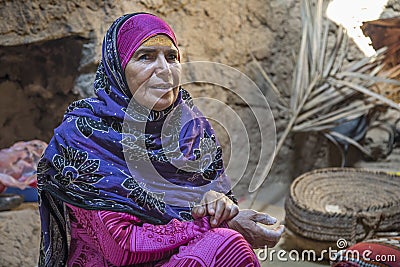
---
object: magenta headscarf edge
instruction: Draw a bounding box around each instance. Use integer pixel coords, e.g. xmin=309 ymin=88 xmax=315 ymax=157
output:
xmin=117 ymin=13 xmax=179 ymax=70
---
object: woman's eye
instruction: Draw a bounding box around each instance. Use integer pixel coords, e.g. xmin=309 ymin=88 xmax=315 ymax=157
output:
xmin=167 ymin=54 xmax=178 ymax=61
xmin=138 ymin=54 xmax=150 ymax=61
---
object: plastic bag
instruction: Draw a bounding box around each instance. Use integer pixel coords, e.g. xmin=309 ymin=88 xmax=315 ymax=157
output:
xmin=0 ymin=140 xmax=47 ymax=193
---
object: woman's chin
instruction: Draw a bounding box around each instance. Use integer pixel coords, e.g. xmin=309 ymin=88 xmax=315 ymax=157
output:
xmin=149 ymin=92 xmax=177 ymax=111
xmin=152 ymin=100 xmax=174 ymax=111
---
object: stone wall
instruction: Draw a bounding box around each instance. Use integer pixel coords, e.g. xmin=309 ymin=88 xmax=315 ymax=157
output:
xmin=0 ymin=1 xmax=303 ymax=265
xmin=0 ymin=0 xmax=306 ymax=186
xmin=0 ymin=0 xmax=399 ymax=199
xmin=1 ymin=0 xmax=399 ymax=196
xmin=0 ymin=1 xmax=399 ymax=265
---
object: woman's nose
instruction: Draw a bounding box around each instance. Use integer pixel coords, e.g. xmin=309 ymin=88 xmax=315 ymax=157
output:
xmin=155 ymin=54 xmax=171 ymax=79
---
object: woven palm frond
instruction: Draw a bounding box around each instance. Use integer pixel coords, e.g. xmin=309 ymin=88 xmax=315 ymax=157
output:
xmin=285 ymin=168 xmax=400 ymax=243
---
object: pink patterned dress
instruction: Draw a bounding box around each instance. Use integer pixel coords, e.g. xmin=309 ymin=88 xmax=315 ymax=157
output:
xmin=66 ymin=204 xmax=260 ymax=267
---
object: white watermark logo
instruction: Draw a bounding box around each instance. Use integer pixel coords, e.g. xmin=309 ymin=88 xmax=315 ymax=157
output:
xmin=256 ymin=238 xmax=397 ymax=263
xmin=122 ymin=61 xmax=277 ymax=206
xmin=336 ymin=238 xmax=347 ymax=249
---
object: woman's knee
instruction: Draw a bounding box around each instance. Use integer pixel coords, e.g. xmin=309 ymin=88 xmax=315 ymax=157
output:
xmin=212 ymin=228 xmax=258 ymax=266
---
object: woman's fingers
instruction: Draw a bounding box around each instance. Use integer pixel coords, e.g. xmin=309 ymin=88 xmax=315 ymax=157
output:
xmin=191 ymin=205 xmax=206 ymax=219
xmin=251 ymin=224 xmax=285 ymax=249
xmin=195 ymin=190 xmax=238 ymax=226
xmin=192 ymin=191 xmax=217 ymax=220
xmin=261 ymin=225 xmax=285 ymax=240
xmin=213 ymin=203 xmax=239 ymax=227
xmin=212 ymin=197 xmax=228 ymax=226
xmin=261 ymin=225 xmax=285 ymax=247
xmin=210 ymin=192 xmax=238 ymax=227
xmin=201 ymin=191 xmax=216 ymax=216
xmin=225 ymin=209 xmax=285 ymax=249
xmin=252 ymin=212 xmax=277 ymax=225
xmin=229 ymin=204 xmax=239 ymax=219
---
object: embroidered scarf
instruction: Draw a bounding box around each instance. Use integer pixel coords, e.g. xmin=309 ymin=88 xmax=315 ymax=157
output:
xmin=37 ymin=13 xmax=233 ymax=266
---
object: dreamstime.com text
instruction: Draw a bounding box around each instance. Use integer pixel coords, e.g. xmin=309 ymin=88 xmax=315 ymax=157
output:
xmin=256 ymin=239 xmax=397 ymax=263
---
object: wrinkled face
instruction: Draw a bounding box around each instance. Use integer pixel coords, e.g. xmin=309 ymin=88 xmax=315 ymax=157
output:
xmin=124 ymin=36 xmax=181 ymax=111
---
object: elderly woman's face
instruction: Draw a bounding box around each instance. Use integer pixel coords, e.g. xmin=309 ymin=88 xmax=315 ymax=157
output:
xmin=125 ymin=38 xmax=181 ymax=111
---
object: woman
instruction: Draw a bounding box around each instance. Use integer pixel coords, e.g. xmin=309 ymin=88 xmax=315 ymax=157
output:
xmin=38 ymin=12 xmax=284 ymax=267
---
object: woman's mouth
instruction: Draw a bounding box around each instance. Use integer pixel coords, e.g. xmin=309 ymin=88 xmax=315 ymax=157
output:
xmin=150 ymin=84 xmax=175 ymax=91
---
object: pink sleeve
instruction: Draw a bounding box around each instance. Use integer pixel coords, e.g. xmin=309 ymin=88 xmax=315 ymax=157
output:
xmin=98 ymin=210 xmax=210 ymax=253
xmin=67 ymin=204 xmax=210 ymax=266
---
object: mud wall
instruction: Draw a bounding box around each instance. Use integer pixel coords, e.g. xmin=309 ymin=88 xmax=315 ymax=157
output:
xmin=0 ymin=0 xmax=399 ymax=194
xmin=0 ymin=0 xmax=303 ymax=184
xmin=1 ymin=1 xmax=400 ymax=266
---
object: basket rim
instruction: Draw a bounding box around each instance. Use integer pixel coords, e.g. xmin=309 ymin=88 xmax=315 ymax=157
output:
xmin=288 ymin=167 xmax=400 ymax=218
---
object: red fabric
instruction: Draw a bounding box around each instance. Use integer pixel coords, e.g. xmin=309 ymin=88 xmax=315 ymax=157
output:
xmin=332 ymin=237 xmax=400 ymax=267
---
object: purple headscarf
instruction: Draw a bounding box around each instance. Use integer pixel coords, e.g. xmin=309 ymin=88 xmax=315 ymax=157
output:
xmin=117 ymin=13 xmax=179 ymax=69
xmin=37 ymin=13 xmax=234 ymax=266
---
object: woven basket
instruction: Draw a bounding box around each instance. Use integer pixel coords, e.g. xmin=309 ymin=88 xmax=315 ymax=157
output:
xmin=285 ymin=168 xmax=400 ymax=244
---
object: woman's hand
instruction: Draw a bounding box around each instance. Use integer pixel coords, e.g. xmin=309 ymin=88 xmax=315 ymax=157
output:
xmin=191 ymin=190 xmax=239 ymax=227
xmin=227 ymin=209 xmax=284 ymax=249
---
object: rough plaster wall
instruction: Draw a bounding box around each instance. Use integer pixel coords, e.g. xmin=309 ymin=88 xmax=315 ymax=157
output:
xmin=2 ymin=0 xmax=396 ymax=198
xmin=0 ymin=1 xmax=400 ymax=265
xmin=0 ymin=1 xmax=398 ymax=182
xmin=0 ymin=0 xmax=306 ymax=186
xmin=0 ymin=37 xmax=83 ymax=147
xmin=0 ymin=2 xmax=302 ymax=264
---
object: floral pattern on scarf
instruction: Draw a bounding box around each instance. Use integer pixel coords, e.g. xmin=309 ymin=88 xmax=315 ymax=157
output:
xmin=37 ymin=13 xmax=234 ymax=267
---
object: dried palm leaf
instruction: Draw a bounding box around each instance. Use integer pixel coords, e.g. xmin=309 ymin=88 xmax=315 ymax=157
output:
xmin=248 ymin=0 xmax=400 ymax=202
xmin=254 ymin=0 xmax=400 ymax=161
